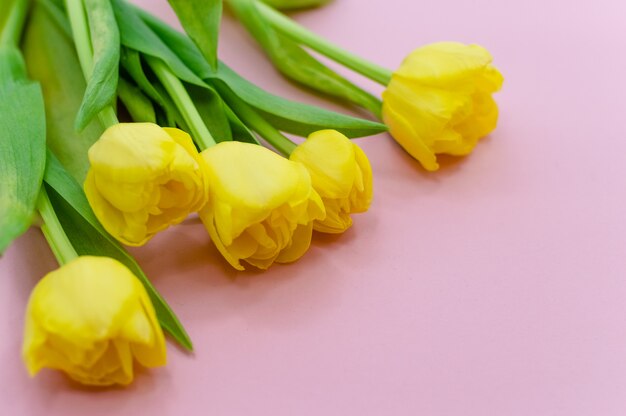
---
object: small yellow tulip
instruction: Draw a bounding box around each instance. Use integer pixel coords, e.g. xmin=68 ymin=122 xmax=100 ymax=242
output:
xmin=84 ymin=123 xmax=209 ymax=246
xmin=22 ymin=256 xmax=166 ymax=386
xmin=382 ymin=42 xmax=504 ymax=171
xmin=199 ymin=141 xmax=325 ymax=270
xmin=290 ymin=130 xmax=373 ymax=233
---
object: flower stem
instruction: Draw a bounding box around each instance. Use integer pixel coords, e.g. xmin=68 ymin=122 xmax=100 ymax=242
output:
xmin=0 ymin=0 xmax=28 ymax=48
xmin=64 ymin=0 xmax=118 ymax=128
xmin=214 ymin=82 xmax=297 ymax=156
xmin=146 ymin=56 xmax=217 ymax=150
xmin=253 ymin=0 xmax=393 ymax=86
xmin=37 ymin=188 xmax=78 ymax=266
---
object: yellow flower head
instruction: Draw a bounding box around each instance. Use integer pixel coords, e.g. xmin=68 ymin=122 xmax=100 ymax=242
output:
xmin=290 ymin=130 xmax=373 ymax=233
xmin=22 ymin=256 xmax=166 ymax=386
xmin=382 ymin=42 xmax=504 ymax=171
xmin=84 ymin=123 xmax=209 ymax=246
xmin=199 ymin=141 xmax=325 ymax=270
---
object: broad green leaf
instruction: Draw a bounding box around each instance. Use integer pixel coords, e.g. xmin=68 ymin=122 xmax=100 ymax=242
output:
xmin=75 ymin=0 xmax=120 ymax=131
xmin=227 ymin=0 xmax=382 ymax=116
xmin=134 ymin=8 xmax=387 ymax=138
xmin=168 ymin=0 xmax=221 ymax=71
xmin=0 ymin=48 xmax=46 ymax=254
xmin=111 ymin=0 xmax=205 ymax=87
xmin=44 ymin=153 xmax=193 ymax=351
xmin=117 ymin=76 xmax=156 ymax=123
xmin=23 ymin=3 xmax=103 ymax=183
xmin=216 ymin=62 xmax=386 ymax=137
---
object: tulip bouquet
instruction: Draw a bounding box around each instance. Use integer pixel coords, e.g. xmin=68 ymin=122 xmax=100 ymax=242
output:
xmin=0 ymin=0 xmax=502 ymax=387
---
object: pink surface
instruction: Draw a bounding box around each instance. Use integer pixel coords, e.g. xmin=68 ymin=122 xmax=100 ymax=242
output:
xmin=3 ymin=0 xmax=626 ymax=414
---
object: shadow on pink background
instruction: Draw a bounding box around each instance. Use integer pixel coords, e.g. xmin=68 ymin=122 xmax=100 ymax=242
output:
xmin=2 ymin=0 xmax=626 ymax=415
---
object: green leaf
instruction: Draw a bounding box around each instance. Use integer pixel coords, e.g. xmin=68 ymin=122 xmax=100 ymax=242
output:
xmin=0 ymin=45 xmax=26 ymax=83
xmin=0 ymin=1 xmax=13 ymax=32
xmin=44 ymin=153 xmax=193 ymax=351
xmin=153 ymin=82 xmax=189 ymax=129
xmin=37 ymin=0 xmax=72 ymax=38
xmin=167 ymin=0 xmax=221 ymax=71
xmin=260 ymin=0 xmax=331 ymax=10
xmin=22 ymin=2 xmax=103 ymax=183
xmin=75 ymin=0 xmax=120 ymax=131
xmin=223 ymin=102 xmax=260 ymax=144
xmin=134 ymin=8 xmax=387 ymax=138
xmin=112 ymin=0 xmax=206 ymax=87
xmin=117 ymin=76 xmax=156 ymax=123
xmin=120 ymin=47 xmax=163 ymax=105
xmin=227 ymin=0 xmax=382 ymax=116
xmin=131 ymin=4 xmax=213 ymax=79
xmin=0 ymin=48 xmax=46 ymax=254
xmin=217 ymin=62 xmax=386 ymax=137
xmin=187 ymin=82 xmax=232 ymax=142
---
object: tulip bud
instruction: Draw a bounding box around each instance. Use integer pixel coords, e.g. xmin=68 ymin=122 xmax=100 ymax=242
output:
xmin=199 ymin=141 xmax=325 ymax=270
xmin=84 ymin=123 xmax=209 ymax=246
xmin=382 ymin=42 xmax=504 ymax=171
xmin=290 ymin=130 xmax=372 ymax=233
xmin=22 ymin=256 xmax=166 ymax=386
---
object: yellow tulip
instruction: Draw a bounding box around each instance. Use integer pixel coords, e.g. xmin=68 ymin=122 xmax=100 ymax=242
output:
xmin=22 ymin=256 xmax=166 ymax=386
xmin=290 ymin=130 xmax=373 ymax=233
xmin=382 ymin=42 xmax=504 ymax=171
xmin=84 ymin=123 xmax=209 ymax=246
xmin=199 ymin=141 xmax=325 ymax=270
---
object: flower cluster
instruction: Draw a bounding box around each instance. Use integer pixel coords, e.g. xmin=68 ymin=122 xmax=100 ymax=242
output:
xmin=1 ymin=0 xmax=504 ymax=388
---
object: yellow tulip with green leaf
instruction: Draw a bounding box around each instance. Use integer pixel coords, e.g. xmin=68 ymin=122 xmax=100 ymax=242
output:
xmin=23 ymin=256 xmax=166 ymax=386
xmin=84 ymin=123 xmax=209 ymax=246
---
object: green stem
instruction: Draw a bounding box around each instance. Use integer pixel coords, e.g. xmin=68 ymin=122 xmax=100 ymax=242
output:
xmin=146 ymin=56 xmax=217 ymax=150
xmin=253 ymin=0 xmax=393 ymax=86
xmin=214 ymin=82 xmax=296 ymax=155
xmin=37 ymin=188 xmax=78 ymax=266
xmin=65 ymin=0 xmax=118 ymax=128
xmin=98 ymin=106 xmax=119 ymax=128
xmin=65 ymin=0 xmax=92 ymax=77
xmin=0 ymin=0 xmax=29 ymax=48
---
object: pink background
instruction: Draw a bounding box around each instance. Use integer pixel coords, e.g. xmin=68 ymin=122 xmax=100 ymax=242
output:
xmin=3 ymin=0 xmax=626 ymax=414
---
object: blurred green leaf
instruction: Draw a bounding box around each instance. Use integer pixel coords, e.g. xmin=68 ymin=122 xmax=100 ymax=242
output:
xmin=0 ymin=48 xmax=46 ymax=254
xmin=23 ymin=2 xmax=103 ymax=183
